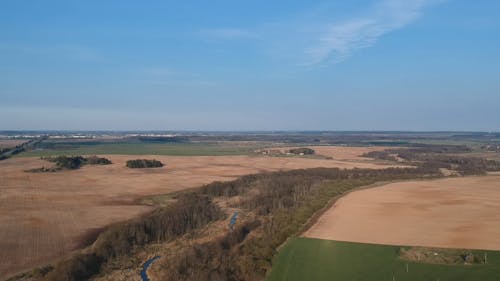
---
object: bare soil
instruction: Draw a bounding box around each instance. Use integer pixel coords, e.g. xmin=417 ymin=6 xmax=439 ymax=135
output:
xmin=0 ymin=147 xmax=392 ymax=278
xmin=303 ymin=175 xmax=500 ymax=251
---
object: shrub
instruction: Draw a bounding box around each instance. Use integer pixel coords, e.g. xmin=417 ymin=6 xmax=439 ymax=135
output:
xmin=46 ymin=156 xmax=85 ymax=169
xmin=44 ymin=253 xmax=103 ymax=281
xmin=126 ymin=159 xmax=163 ymax=168
xmin=84 ymin=156 xmax=112 ymax=165
xmin=39 ymin=156 xmax=112 ymax=171
xmin=289 ymin=147 xmax=315 ymax=155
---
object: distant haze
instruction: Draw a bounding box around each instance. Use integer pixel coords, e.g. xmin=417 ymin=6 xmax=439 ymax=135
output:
xmin=1 ymin=0 xmax=499 ymax=131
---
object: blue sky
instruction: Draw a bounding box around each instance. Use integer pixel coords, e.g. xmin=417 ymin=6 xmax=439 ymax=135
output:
xmin=1 ymin=0 xmax=499 ymax=131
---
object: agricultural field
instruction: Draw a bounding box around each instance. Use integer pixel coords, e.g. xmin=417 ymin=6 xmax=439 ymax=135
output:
xmin=0 ymin=139 xmax=25 ymax=149
xmin=19 ymin=141 xmax=262 ymax=157
xmin=303 ymin=175 xmax=500 ymax=251
xmin=268 ymin=238 xmax=500 ymax=281
xmin=259 ymin=146 xmax=391 ymax=162
xmin=0 ymin=146 xmax=394 ymax=278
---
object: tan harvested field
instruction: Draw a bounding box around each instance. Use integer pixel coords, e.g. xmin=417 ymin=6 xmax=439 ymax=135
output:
xmin=304 ymin=146 xmax=390 ymax=161
xmin=0 ymin=147 xmax=393 ymax=278
xmin=0 ymin=139 xmax=25 ymax=149
xmin=304 ymin=175 xmax=500 ymax=251
xmin=265 ymin=145 xmax=390 ymax=161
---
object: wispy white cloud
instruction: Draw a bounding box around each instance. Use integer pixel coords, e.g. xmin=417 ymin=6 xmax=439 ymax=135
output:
xmin=304 ymin=0 xmax=445 ymax=65
xmin=196 ymin=28 xmax=259 ymax=40
xmin=191 ymin=0 xmax=444 ymax=67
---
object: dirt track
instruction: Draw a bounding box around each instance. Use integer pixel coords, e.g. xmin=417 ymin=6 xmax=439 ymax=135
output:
xmin=0 ymin=147 xmax=392 ymax=278
xmin=304 ymin=175 xmax=500 ymax=251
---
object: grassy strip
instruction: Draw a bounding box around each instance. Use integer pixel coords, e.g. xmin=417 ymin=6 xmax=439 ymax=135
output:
xmin=19 ymin=142 xmax=260 ymax=157
xmin=268 ymin=238 xmax=500 ymax=281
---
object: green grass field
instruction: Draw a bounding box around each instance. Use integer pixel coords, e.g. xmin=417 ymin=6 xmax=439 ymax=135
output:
xmin=19 ymin=141 xmax=263 ymax=157
xmin=268 ymin=238 xmax=500 ymax=281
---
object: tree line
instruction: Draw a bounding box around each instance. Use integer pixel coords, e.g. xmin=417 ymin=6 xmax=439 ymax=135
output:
xmin=39 ymin=166 xmax=441 ymax=281
xmin=0 ymin=137 xmax=46 ymax=161
xmin=362 ymin=145 xmax=500 ymax=175
xmin=39 ymin=145 xmax=500 ymax=281
xmin=44 ymin=194 xmax=223 ymax=281
xmin=157 ymin=166 xmax=441 ymax=281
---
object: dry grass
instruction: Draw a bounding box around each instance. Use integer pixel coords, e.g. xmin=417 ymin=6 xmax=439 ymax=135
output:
xmin=263 ymin=146 xmax=391 ymax=161
xmin=303 ymin=175 xmax=500 ymax=250
xmin=0 ymin=146 xmax=393 ymax=278
xmin=0 ymin=139 xmax=25 ymax=149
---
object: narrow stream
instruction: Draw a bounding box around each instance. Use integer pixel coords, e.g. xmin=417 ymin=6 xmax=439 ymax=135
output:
xmin=140 ymin=256 xmax=160 ymax=281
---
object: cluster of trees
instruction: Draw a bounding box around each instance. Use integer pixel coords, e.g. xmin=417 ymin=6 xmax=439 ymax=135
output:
xmin=45 ymin=156 xmax=86 ymax=169
xmin=44 ymin=194 xmax=223 ymax=281
xmin=45 ymin=145 xmax=500 ymax=281
xmin=158 ymin=220 xmax=261 ymax=281
xmin=27 ymin=156 xmax=112 ymax=173
xmin=46 ymin=155 xmax=112 ymax=169
xmin=363 ymin=145 xmax=500 ymax=175
xmin=0 ymin=137 xmax=46 ymax=160
xmin=126 ymin=159 xmax=164 ymax=168
xmin=84 ymin=156 xmax=112 ymax=165
xmin=288 ymin=147 xmax=315 ymax=155
xmin=155 ymin=166 xmax=441 ymax=281
xmin=42 ymin=165 xmax=440 ymax=281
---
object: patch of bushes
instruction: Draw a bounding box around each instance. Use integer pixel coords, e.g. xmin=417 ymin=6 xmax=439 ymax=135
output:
xmin=399 ymin=247 xmax=487 ymax=265
xmin=45 ymin=156 xmax=85 ymax=169
xmin=84 ymin=156 xmax=112 ymax=165
xmin=126 ymin=159 xmax=163 ymax=168
xmin=289 ymin=147 xmax=315 ymax=155
xmin=45 ymin=253 xmax=102 ymax=281
xmin=28 ymin=156 xmax=113 ymax=172
xmin=25 ymin=167 xmax=61 ymax=173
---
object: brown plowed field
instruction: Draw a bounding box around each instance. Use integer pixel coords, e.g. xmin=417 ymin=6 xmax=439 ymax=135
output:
xmin=304 ymin=175 xmax=500 ymax=251
xmin=0 ymin=147 xmax=393 ymax=278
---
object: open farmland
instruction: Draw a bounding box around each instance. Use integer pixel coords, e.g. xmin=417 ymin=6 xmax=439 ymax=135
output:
xmin=288 ymin=145 xmax=391 ymax=161
xmin=304 ymin=175 xmax=500 ymax=251
xmin=0 ymin=146 xmax=394 ymax=278
xmin=268 ymin=238 xmax=500 ymax=281
xmin=0 ymin=139 xmax=26 ymax=149
xmin=18 ymin=141 xmax=262 ymax=157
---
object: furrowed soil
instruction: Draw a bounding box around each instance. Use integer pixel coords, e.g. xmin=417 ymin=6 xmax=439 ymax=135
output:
xmin=0 ymin=147 xmax=394 ymax=278
xmin=304 ymin=175 xmax=500 ymax=251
